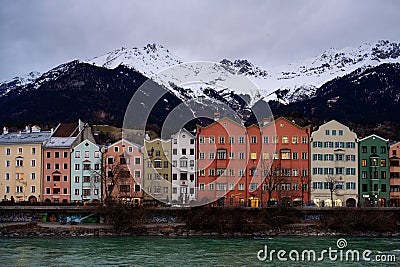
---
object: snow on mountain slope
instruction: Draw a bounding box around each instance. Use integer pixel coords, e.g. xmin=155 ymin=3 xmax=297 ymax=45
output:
xmin=248 ymin=40 xmax=400 ymax=103
xmin=0 ymin=71 xmax=40 ymax=97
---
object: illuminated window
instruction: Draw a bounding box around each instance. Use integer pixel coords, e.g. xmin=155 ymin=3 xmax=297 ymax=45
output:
xmin=250 ymin=152 xmax=257 ymax=160
xmin=282 ymin=136 xmax=289 ymax=144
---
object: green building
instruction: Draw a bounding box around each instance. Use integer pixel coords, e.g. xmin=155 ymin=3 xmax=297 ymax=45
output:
xmin=359 ymin=135 xmax=390 ymax=207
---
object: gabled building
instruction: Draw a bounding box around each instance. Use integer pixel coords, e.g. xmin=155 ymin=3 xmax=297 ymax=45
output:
xmin=259 ymin=117 xmax=311 ymax=207
xmin=42 ymin=120 xmax=94 ymax=203
xmin=358 ymin=135 xmax=389 ymax=207
xmin=0 ymin=126 xmax=52 ymax=203
xmin=389 ymin=141 xmax=400 ymax=206
xmin=143 ymin=138 xmax=171 ymax=205
xmin=71 ymin=139 xmax=102 ymax=203
xmin=310 ymin=120 xmax=358 ymax=207
xmin=103 ymin=139 xmax=143 ymax=205
xmin=171 ymin=129 xmax=196 ymax=205
xmin=197 ymin=116 xmax=248 ymax=207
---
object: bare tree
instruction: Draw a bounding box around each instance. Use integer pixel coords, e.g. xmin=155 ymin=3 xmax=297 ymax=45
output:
xmin=262 ymin=159 xmax=286 ymax=206
xmin=326 ymin=175 xmax=339 ymax=207
xmin=92 ymin=155 xmax=121 ymax=204
xmin=298 ymin=174 xmax=309 ymax=207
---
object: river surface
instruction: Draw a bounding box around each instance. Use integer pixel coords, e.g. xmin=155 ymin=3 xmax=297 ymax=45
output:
xmin=1 ymin=236 xmax=399 ymax=266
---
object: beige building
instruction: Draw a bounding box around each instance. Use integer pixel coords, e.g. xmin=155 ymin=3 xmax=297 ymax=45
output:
xmin=310 ymin=120 xmax=358 ymax=207
xmin=143 ymin=138 xmax=171 ymax=204
xmin=0 ymin=126 xmax=52 ymax=203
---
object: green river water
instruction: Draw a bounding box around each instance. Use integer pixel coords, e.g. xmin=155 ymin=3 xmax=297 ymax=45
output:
xmin=1 ymin=236 xmax=399 ymax=266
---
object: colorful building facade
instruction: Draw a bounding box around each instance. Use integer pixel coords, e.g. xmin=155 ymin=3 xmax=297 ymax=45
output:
xmin=103 ymin=139 xmax=143 ymax=205
xmin=389 ymin=142 xmax=400 ymax=206
xmin=310 ymin=120 xmax=358 ymax=207
xmin=71 ymin=139 xmax=102 ymax=203
xmin=171 ymin=129 xmax=197 ymax=205
xmin=0 ymin=126 xmax=51 ymax=203
xmin=358 ymin=135 xmax=390 ymax=207
xmin=143 ymin=139 xmax=172 ymax=204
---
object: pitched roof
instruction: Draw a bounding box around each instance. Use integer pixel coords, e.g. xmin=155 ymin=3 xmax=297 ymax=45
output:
xmin=52 ymin=123 xmax=79 ymax=137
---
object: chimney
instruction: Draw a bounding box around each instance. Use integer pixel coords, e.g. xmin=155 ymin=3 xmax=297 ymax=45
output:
xmin=214 ymin=112 xmax=220 ymax=121
xmin=25 ymin=125 xmax=30 ymax=133
xmin=31 ymin=125 xmax=41 ymax=133
xmin=51 ymin=128 xmax=54 ymax=135
xmin=3 ymin=127 xmax=8 ymax=135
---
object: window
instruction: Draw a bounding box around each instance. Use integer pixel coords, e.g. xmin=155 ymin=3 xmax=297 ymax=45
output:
xmin=5 ymin=173 xmax=10 ymax=180
xmin=219 ymin=136 xmax=225 ymax=144
xmin=199 ymin=152 xmax=205 ymax=160
xmin=313 ymin=141 xmax=323 ymax=148
xmin=6 ymin=148 xmax=10 ymax=155
xmin=216 ymin=168 xmax=226 ymax=176
xmin=172 ymin=187 xmax=177 ymax=194
xmin=190 ymin=139 xmax=195 ymax=145
xmin=4 ymin=186 xmax=10 ymax=194
xmin=209 ymin=169 xmax=215 ymax=176
xmin=209 ymin=152 xmax=215 ymax=159
xmin=250 ymin=152 xmax=257 ymax=160
xmin=63 ymin=151 xmax=68 ymax=158
xmin=209 ymin=136 xmax=215 ymax=144
xmin=263 ymin=136 xmax=269 ymax=144
xmin=53 ymin=175 xmax=61 ymax=182
xmin=16 ymin=186 xmax=23 ymax=194
xmin=217 ymin=183 xmax=227 ymax=191
xmin=229 ymin=136 xmax=235 ymax=144
xmin=238 ymin=183 xmax=244 ymax=191
xmin=239 ymin=136 xmax=245 ymax=144
xmin=381 ymin=146 xmax=386 ymax=154
xmin=281 ymin=150 xmax=291 ymax=160
xmin=361 ymin=146 xmax=367 ymax=153
xmin=217 ymin=150 xmax=226 ymax=160
xmin=292 ymin=169 xmax=298 ymax=177
xmin=46 ymin=151 xmax=51 ymax=158
xmin=346 ymin=182 xmax=356 ymax=190
xmin=338 ymin=130 xmax=343 ymax=136
xmin=346 ymin=168 xmax=356 ymax=175
xmin=94 ymin=151 xmax=100 ymax=158
xmin=325 ymin=130 xmax=330 ymax=135
xmin=371 ymin=146 xmax=377 ymax=153
xmin=54 ymin=151 xmax=59 ymax=158
xmin=251 ymin=136 xmax=257 ymax=144
xmin=114 ymin=146 xmax=119 ymax=153
xmin=75 ymin=151 xmax=81 ymax=158
xmin=134 ymin=170 xmax=140 ymax=179
xmin=301 ymin=136 xmax=308 ymax=144
xmin=75 ymin=164 xmax=80 ymax=170
xmin=263 ymin=152 xmax=269 ymax=159
xmin=336 ymin=167 xmax=344 ymax=175
xmin=361 ymin=159 xmax=367 ymax=167
xmin=238 ymin=169 xmax=244 ymax=176
xmin=120 ymin=185 xmax=130 ymax=192
xmin=164 ymin=187 xmax=168 ymax=194
xmin=335 ymin=154 xmax=344 ymax=161
xmin=190 ymin=148 xmax=195 ymax=155
xmin=199 ymin=136 xmax=205 ymax=144
xmin=6 ymin=160 xmax=10 ymax=168
xmin=199 ymin=169 xmax=205 ymax=176
xmin=228 ymin=168 xmax=235 ymax=176
xmin=282 ymin=136 xmax=289 ymax=144
xmin=164 ymin=161 xmax=168 ymax=168
xmin=45 ymin=188 xmax=50 ymax=194
xmin=381 ymin=159 xmax=386 ymax=167
xmin=46 ymin=175 xmax=50 ymax=182
xmin=381 ymin=171 xmax=387 ymax=179
xmin=84 ymin=151 xmax=89 ymax=158
xmin=83 ymin=163 xmax=90 ymax=170
xmin=180 ymin=160 xmax=187 ymax=167
xmin=63 ymin=163 xmax=68 ymax=170
xmin=239 ymin=152 xmax=245 ymax=160
xmin=362 ymin=171 xmax=367 ymax=179
xmin=30 ymin=159 xmax=36 ymax=167
xmin=16 ymin=158 xmax=23 ymax=167
xmin=332 ymin=130 xmax=337 ymax=136
xmin=31 ymin=173 xmax=36 ymax=180
xmin=74 ymin=176 xmax=80 ymax=183
xmin=301 ymin=152 xmax=308 ymax=160
xmin=249 ymin=183 xmax=258 ymax=191
xmin=134 ymin=185 xmax=140 ymax=192
xmin=272 ymin=136 xmax=278 ymax=144
xmin=154 ymin=160 xmax=162 ymax=168
xmin=292 ymin=136 xmax=298 ymax=144
xmin=31 ymin=147 xmax=36 ymax=155
xmin=94 ymin=164 xmax=100 ymax=170
xmin=18 ymin=147 xmax=23 ymax=154
xmin=181 ymin=148 xmax=187 ymax=155
xmin=83 ymin=176 xmax=90 ymax=183
xmin=54 ymin=163 xmax=60 ymax=170
xmin=134 ymin=157 xmax=141 ymax=165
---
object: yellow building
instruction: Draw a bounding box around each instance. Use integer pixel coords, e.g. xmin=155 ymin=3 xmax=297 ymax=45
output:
xmin=143 ymin=138 xmax=171 ymax=205
xmin=0 ymin=126 xmax=52 ymax=203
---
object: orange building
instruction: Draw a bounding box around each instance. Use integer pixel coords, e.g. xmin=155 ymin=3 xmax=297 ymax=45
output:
xmin=197 ymin=116 xmax=310 ymax=207
xmin=42 ymin=121 xmax=94 ymax=203
xmin=389 ymin=142 xmax=400 ymax=206
xmin=260 ymin=117 xmax=311 ymax=206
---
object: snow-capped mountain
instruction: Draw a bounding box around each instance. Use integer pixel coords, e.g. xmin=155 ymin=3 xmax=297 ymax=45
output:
xmin=2 ymin=40 xmax=400 ymax=107
xmin=255 ymin=40 xmax=400 ymax=103
xmin=0 ymin=71 xmax=40 ymax=97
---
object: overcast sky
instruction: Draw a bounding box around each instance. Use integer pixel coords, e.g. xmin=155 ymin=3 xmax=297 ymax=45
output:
xmin=1 ymin=0 xmax=399 ymax=81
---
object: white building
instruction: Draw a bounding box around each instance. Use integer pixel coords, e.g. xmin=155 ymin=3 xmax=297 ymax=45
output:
xmin=171 ymin=129 xmax=196 ymax=205
xmin=310 ymin=120 xmax=358 ymax=207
